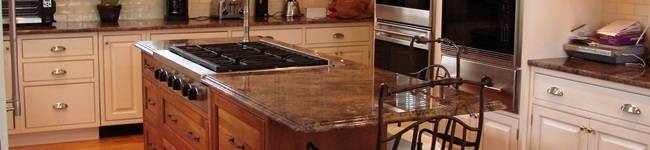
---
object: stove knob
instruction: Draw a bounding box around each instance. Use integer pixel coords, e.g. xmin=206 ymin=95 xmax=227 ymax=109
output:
xmin=167 ymin=74 xmax=178 ymax=87
xmin=173 ymin=76 xmax=191 ymax=90
xmin=182 ymin=83 xmax=194 ymax=96
xmin=188 ymin=83 xmax=207 ymax=101
xmin=154 ymin=68 xmax=164 ymax=80
xmin=158 ymin=69 xmax=170 ymax=82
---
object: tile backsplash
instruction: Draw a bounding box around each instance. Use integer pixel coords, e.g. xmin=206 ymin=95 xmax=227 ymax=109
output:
xmin=54 ymin=0 xmax=332 ymax=22
xmin=602 ymin=0 xmax=650 ymax=26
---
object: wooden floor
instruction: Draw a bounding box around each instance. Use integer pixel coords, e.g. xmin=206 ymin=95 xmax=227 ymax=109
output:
xmin=10 ymin=135 xmax=144 ymax=150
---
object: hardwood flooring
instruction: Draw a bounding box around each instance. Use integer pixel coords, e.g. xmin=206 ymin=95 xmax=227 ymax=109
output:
xmin=10 ymin=135 xmax=144 ymax=150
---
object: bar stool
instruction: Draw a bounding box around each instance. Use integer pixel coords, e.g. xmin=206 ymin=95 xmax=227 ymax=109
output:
xmin=376 ymin=76 xmax=493 ymax=150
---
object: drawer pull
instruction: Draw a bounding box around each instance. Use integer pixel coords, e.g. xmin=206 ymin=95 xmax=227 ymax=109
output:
xmin=51 ymin=68 xmax=68 ymax=76
xmin=147 ymin=99 xmax=156 ymax=106
xmin=52 ymin=102 xmax=69 ymax=110
xmin=621 ymin=104 xmax=642 ymax=115
xmin=333 ymin=33 xmax=345 ymax=39
xmin=186 ymin=131 xmax=201 ymax=141
xmin=547 ymin=87 xmax=564 ymax=96
xmin=167 ymin=114 xmax=178 ymax=123
xmin=50 ymin=45 xmax=67 ymax=52
xmin=228 ymin=138 xmax=245 ymax=149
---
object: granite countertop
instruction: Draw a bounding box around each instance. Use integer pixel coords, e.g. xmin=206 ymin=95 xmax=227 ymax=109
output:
xmin=529 ymin=58 xmax=650 ymax=89
xmin=197 ymin=41 xmax=504 ymax=133
xmin=136 ymin=38 xmax=504 ymax=133
xmin=6 ymin=16 xmax=373 ymax=35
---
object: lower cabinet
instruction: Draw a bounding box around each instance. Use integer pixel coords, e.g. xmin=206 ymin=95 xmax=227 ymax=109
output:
xmin=144 ymin=123 xmax=162 ymax=150
xmin=531 ymin=105 xmax=650 ymax=150
xmin=481 ymin=112 xmax=519 ymax=150
xmin=214 ymin=92 xmax=266 ymax=150
xmin=231 ymin=29 xmax=304 ymax=45
xmin=101 ymin=34 xmax=145 ymax=125
xmin=23 ymin=83 xmax=97 ymax=128
xmin=312 ymin=45 xmax=371 ymax=66
xmin=4 ymin=41 xmax=14 ymax=130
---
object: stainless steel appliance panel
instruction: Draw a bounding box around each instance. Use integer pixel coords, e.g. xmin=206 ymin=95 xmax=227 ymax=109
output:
xmin=375 ymin=21 xmax=432 ymax=79
xmin=376 ymin=4 xmax=431 ymax=27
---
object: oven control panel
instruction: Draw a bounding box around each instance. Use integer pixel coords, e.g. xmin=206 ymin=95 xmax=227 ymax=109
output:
xmin=154 ymin=67 xmax=207 ymax=101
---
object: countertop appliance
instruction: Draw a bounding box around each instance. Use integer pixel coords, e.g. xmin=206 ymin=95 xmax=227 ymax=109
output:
xmin=440 ymin=0 xmax=520 ymax=113
xmin=564 ymin=43 xmax=647 ymax=64
xmin=165 ymin=0 xmax=189 ymax=21
xmin=214 ymin=0 xmax=244 ymax=19
xmin=254 ymin=0 xmax=268 ymax=17
xmin=1 ymin=0 xmax=55 ymax=24
xmin=374 ymin=21 xmax=431 ymax=80
xmin=284 ymin=0 xmax=300 ymax=17
xmin=376 ymin=0 xmax=431 ymax=27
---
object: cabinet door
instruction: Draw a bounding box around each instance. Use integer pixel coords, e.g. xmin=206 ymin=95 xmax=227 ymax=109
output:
xmin=481 ymin=112 xmax=519 ymax=150
xmin=144 ymin=124 xmax=162 ymax=150
xmin=589 ymin=120 xmax=650 ymax=150
xmin=531 ymin=106 xmax=589 ymax=150
xmin=312 ymin=46 xmax=370 ymax=65
xmin=162 ymin=138 xmax=178 ymax=150
xmin=4 ymin=41 xmax=13 ymax=130
xmin=102 ymin=34 xmax=144 ymax=125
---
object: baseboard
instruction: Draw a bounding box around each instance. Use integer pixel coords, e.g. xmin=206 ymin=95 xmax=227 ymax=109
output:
xmin=99 ymin=123 xmax=143 ymax=138
xmin=8 ymin=128 xmax=99 ymax=147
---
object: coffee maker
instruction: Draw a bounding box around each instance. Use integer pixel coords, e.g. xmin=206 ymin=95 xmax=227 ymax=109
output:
xmin=165 ymin=0 xmax=189 ymax=21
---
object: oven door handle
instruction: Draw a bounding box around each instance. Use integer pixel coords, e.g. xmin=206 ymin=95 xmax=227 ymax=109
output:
xmin=375 ymin=29 xmax=421 ymax=39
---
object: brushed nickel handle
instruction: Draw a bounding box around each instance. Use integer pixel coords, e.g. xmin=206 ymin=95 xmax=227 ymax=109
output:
xmin=621 ymin=104 xmax=642 ymax=115
xmin=586 ymin=128 xmax=595 ymax=134
xmin=52 ymin=102 xmax=69 ymax=110
xmin=228 ymin=138 xmax=245 ymax=150
xmin=547 ymin=87 xmax=564 ymax=96
xmin=333 ymin=33 xmax=345 ymax=39
xmin=50 ymin=45 xmax=67 ymax=52
xmin=51 ymin=68 xmax=68 ymax=76
xmin=147 ymin=99 xmax=156 ymax=106
xmin=579 ymin=126 xmax=587 ymax=132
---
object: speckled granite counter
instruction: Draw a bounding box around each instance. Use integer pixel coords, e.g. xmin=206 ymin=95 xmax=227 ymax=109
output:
xmin=136 ymin=38 xmax=504 ymax=133
xmin=7 ymin=17 xmax=373 ymax=35
xmin=529 ymin=58 xmax=650 ymax=89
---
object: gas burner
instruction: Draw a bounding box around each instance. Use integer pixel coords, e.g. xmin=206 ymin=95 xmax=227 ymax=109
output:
xmin=170 ymin=42 xmax=328 ymax=72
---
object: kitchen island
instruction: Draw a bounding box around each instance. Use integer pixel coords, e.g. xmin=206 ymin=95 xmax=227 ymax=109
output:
xmin=136 ymin=38 xmax=504 ymax=150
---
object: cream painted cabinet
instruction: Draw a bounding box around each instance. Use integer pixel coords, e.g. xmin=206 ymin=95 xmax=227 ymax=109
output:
xmin=231 ymin=29 xmax=303 ymax=44
xmin=481 ymin=112 xmax=519 ymax=150
xmin=589 ymin=120 xmax=650 ymax=150
xmin=531 ymin=105 xmax=650 ymax=150
xmin=4 ymin=41 xmax=13 ymax=130
xmin=312 ymin=45 xmax=370 ymax=65
xmin=150 ymin=31 xmax=229 ymax=41
xmin=101 ymin=34 xmax=145 ymax=125
xmin=531 ymin=105 xmax=589 ymax=150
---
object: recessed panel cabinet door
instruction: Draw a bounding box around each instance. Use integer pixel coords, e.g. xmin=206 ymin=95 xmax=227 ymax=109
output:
xmin=481 ymin=112 xmax=519 ymax=150
xmin=4 ymin=41 xmax=13 ymax=130
xmin=589 ymin=120 xmax=650 ymax=150
xmin=531 ymin=106 xmax=589 ymax=150
xmin=101 ymin=34 xmax=144 ymax=125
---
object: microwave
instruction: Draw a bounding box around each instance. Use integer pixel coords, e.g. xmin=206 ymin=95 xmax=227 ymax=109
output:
xmin=2 ymin=0 xmax=56 ymax=24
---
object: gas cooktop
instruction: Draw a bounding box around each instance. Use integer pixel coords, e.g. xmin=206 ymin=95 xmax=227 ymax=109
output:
xmin=169 ymin=42 xmax=329 ymax=73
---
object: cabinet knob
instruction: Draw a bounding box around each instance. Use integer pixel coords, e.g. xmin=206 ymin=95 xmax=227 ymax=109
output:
xmin=228 ymin=138 xmax=245 ymax=150
xmin=546 ymin=87 xmax=564 ymax=97
xmin=333 ymin=33 xmax=345 ymax=39
xmin=147 ymin=99 xmax=156 ymax=106
xmin=52 ymin=102 xmax=69 ymax=110
xmin=167 ymin=114 xmax=178 ymax=123
xmin=186 ymin=131 xmax=201 ymax=141
xmin=51 ymin=68 xmax=68 ymax=76
xmin=621 ymin=104 xmax=642 ymax=115
xmin=50 ymin=45 xmax=67 ymax=52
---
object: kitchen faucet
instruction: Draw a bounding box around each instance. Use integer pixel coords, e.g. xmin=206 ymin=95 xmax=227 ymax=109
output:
xmin=242 ymin=0 xmax=250 ymax=42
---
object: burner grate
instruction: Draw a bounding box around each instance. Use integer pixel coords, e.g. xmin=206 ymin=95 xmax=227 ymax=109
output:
xmin=170 ymin=42 xmax=328 ymax=72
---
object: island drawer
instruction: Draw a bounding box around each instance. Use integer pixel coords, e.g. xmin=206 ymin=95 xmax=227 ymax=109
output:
xmin=215 ymin=92 xmax=266 ymax=150
xmin=305 ymin=26 xmax=371 ymax=44
xmin=142 ymin=53 xmax=160 ymax=80
xmin=163 ymin=102 xmax=208 ymax=149
xmin=24 ymin=82 xmax=96 ymax=128
xmin=144 ymin=123 xmax=163 ymax=150
xmin=22 ymin=37 xmax=95 ymax=58
xmin=143 ymin=79 xmax=162 ymax=124
xmin=22 ymin=60 xmax=95 ymax=82
xmin=533 ymin=73 xmax=650 ymax=126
